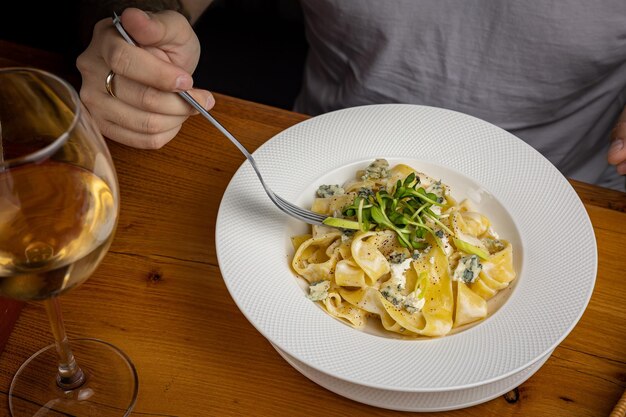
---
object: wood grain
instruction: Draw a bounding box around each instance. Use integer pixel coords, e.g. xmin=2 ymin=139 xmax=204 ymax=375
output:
xmin=0 ymin=39 xmax=625 ymax=417
xmin=0 ymin=298 xmax=22 ymax=355
xmin=569 ymin=179 xmax=626 ymax=212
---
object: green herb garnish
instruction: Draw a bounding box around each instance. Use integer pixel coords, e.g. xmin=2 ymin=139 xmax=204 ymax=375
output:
xmin=452 ymin=237 xmax=490 ymax=260
xmin=329 ymin=173 xmax=452 ymax=250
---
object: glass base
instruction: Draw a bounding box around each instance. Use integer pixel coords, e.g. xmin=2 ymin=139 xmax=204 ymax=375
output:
xmin=9 ymin=338 xmax=138 ymax=416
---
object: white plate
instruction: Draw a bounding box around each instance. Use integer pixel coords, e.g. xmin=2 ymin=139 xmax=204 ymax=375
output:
xmin=216 ymin=103 xmax=596 ymax=392
xmin=272 ymin=343 xmax=553 ymax=412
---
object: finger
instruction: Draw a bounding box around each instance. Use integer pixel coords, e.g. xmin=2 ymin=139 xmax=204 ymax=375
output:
xmin=609 ymin=111 xmax=626 ymax=165
xmin=608 ymin=136 xmax=626 ymax=166
xmin=82 ymin=78 xmax=189 ymax=134
xmin=120 ymin=8 xmax=200 ymax=73
xmin=78 ymin=31 xmax=201 ymax=112
xmin=109 ymin=73 xmax=214 ymax=115
xmin=102 ymin=95 xmax=189 ymax=135
xmin=120 ymin=8 xmax=197 ymax=50
xmin=94 ymin=9 xmax=196 ymax=92
xmin=99 ymin=119 xmax=183 ymax=149
xmin=103 ymin=35 xmax=194 ymax=92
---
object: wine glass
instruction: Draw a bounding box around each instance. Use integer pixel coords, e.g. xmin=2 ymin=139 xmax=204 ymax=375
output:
xmin=0 ymin=67 xmax=138 ymax=416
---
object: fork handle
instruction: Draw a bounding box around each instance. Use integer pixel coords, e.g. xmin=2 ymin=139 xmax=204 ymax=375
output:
xmin=176 ymin=90 xmax=277 ymax=200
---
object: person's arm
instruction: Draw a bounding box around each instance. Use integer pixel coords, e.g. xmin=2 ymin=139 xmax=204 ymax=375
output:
xmin=608 ymin=106 xmax=626 ymax=176
xmin=76 ymin=6 xmax=215 ymax=149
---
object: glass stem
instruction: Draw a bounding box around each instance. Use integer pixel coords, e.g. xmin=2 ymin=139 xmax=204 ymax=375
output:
xmin=44 ymin=297 xmax=86 ymax=390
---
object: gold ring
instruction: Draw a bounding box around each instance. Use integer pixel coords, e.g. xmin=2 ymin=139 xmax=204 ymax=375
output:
xmin=105 ymin=70 xmax=117 ymax=98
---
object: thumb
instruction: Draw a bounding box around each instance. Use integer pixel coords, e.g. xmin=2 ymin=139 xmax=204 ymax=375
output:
xmin=187 ymin=88 xmax=216 ymax=114
xmin=119 ymin=8 xmax=200 ymax=73
xmin=120 ymin=8 xmax=197 ymax=49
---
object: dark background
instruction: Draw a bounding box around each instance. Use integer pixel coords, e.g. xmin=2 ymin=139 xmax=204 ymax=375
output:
xmin=0 ymin=0 xmax=308 ymax=111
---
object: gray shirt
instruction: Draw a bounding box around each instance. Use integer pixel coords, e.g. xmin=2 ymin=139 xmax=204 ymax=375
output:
xmin=294 ymin=0 xmax=626 ymax=191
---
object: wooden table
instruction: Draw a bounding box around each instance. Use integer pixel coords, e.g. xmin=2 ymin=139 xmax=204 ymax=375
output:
xmin=1 ymin=39 xmax=625 ymax=417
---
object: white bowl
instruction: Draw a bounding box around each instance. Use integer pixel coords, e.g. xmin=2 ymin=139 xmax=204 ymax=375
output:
xmin=216 ymin=104 xmax=596 ymax=392
xmin=271 ymin=343 xmax=554 ymax=412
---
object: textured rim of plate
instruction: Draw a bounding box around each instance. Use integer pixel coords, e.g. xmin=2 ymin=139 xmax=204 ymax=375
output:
xmin=215 ymin=104 xmax=597 ymax=392
xmin=271 ymin=343 xmax=554 ymax=412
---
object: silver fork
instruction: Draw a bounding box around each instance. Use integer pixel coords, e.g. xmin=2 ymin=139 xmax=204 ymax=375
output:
xmin=111 ymin=13 xmax=326 ymax=226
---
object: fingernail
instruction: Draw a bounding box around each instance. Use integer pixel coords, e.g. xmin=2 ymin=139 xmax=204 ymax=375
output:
xmin=206 ymin=95 xmax=215 ymax=110
xmin=175 ymin=75 xmax=192 ymax=90
xmin=609 ymin=138 xmax=624 ymax=154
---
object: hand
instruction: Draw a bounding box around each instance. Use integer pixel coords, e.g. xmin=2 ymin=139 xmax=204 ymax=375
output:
xmin=76 ymin=8 xmax=214 ymax=149
xmin=608 ymin=106 xmax=626 ymax=175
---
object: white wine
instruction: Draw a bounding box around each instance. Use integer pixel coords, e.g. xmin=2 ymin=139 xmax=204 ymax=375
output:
xmin=0 ymin=161 xmax=117 ymax=300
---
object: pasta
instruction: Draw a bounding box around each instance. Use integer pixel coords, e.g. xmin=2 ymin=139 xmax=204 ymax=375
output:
xmin=291 ymin=159 xmax=516 ymax=337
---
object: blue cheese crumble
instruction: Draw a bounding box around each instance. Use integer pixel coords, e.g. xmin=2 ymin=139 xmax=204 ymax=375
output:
xmin=388 ymin=252 xmax=407 ymax=264
xmin=316 ymin=184 xmax=345 ymax=198
xmin=426 ymin=180 xmax=446 ymax=200
xmin=307 ymin=280 xmax=331 ymax=301
xmin=357 ymin=187 xmax=374 ymax=198
xmin=411 ymin=245 xmax=430 ymax=260
xmin=404 ymin=290 xmax=425 ymax=314
xmin=380 ymin=258 xmax=425 ymax=314
xmin=361 ymin=158 xmax=390 ymax=180
xmin=483 ymin=237 xmax=505 ymax=254
xmin=380 ymin=258 xmax=412 ymax=306
xmin=452 ymin=255 xmax=483 ymax=283
xmin=439 ymin=232 xmax=453 ymax=256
